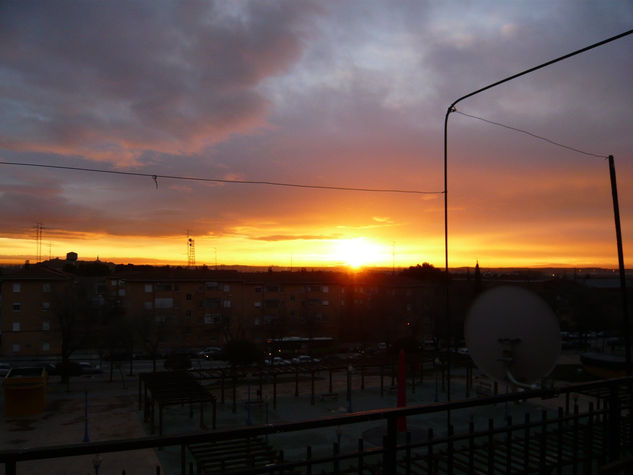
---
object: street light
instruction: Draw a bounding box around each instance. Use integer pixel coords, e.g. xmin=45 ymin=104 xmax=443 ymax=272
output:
xmin=246 ymin=372 xmax=253 ymax=425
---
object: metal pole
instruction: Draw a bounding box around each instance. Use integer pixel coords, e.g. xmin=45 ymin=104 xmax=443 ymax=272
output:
xmin=608 ymin=155 xmax=631 ymax=376
xmin=443 ymin=28 xmax=633 ymax=399
xmin=246 ymin=378 xmax=252 ymax=425
xmin=83 ymin=388 xmax=90 ymax=443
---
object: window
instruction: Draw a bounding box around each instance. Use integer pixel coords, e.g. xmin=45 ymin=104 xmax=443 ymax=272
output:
xmin=156 ymin=283 xmax=172 ymax=292
xmin=144 ymin=301 xmax=153 ymax=310
xmin=223 ymin=284 xmax=230 ymax=292
xmin=186 ymin=293 xmax=192 ymax=301
xmin=204 ymin=298 xmax=221 ymax=309
xmin=204 ymin=313 xmax=221 ymax=324
xmin=266 ymin=285 xmax=279 ymax=292
xmin=41 ymin=302 xmax=50 ymax=311
xmin=322 ymin=300 xmax=329 ymax=306
xmin=155 ymin=315 xmax=167 ymax=323
xmin=111 ymin=279 xmax=117 ymax=286
xmin=118 ymin=288 xmax=126 ymax=296
xmin=42 ymin=321 xmax=50 ymax=331
xmin=185 ymin=310 xmax=192 ymax=318
xmin=223 ymin=300 xmax=231 ymax=308
xmin=43 ymin=283 xmax=51 ymax=292
xmin=322 ymin=286 xmax=329 ymax=293
xmin=264 ymin=299 xmax=279 ymax=309
xmin=12 ymin=302 xmax=21 ymax=312
xmin=12 ymin=283 xmax=21 ymax=293
xmin=42 ymin=342 xmax=50 ymax=352
xmin=12 ymin=344 xmax=20 ymax=353
xmin=154 ymin=297 xmax=174 ymax=309
xmin=255 ymin=287 xmax=262 ymax=293
xmin=144 ymin=284 xmax=153 ymax=293
xmin=254 ymin=301 xmax=261 ymax=308
xmin=205 ymin=281 xmax=218 ymax=289
xmin=12 ymin=322 xmax=21 ymax=331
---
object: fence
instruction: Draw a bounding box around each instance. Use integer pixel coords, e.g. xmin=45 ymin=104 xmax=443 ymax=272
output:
xmin=1 ymin=377 xmax=631 ymax=474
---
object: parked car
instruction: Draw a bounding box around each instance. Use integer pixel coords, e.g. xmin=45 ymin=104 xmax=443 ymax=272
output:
xmin=45 ymin=361 xmax=102 ymax=376
xmin=291 ymin=355 xmax=321 ymax=364
xmin=78 ymin=361 xmax=102 ymax=374
xmin=0 ymin=362 xmax=11 ymax=378
xmin=264 ymin=357 xmax=291 ymax=366
xmin=197 ymin=346 xmax=223 ymax=359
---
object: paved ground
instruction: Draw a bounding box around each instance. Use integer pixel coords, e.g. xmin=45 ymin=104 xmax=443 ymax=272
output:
xmin=0 ymin=353 xmax=588 ymax=475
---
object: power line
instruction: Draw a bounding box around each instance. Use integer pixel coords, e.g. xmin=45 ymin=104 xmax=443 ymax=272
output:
xmin=0 ymin=161 xmax=443 ymax=195
xmin=453 ymin=109 xmax=607 ymax=159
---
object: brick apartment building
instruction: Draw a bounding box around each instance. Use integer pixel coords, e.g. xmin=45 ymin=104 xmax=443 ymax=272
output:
xmin=1 ymin=263 xmax=436 ymax=358
xmin=0 ymin=266 xmax=71 ymax=357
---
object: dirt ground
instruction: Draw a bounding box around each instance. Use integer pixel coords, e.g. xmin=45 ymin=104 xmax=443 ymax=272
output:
xmin=0 ymin=377 xmax=161 ymax=475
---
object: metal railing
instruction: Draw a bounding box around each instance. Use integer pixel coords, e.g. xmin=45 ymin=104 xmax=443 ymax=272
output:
xmin=1 ymin=377 xmax=632 ymax=474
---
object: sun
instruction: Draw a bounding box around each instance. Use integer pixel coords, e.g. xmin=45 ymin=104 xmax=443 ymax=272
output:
xmin=332 ymin=238 xmax=382 ymax=269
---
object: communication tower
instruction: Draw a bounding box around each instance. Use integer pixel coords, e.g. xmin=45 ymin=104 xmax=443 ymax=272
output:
xmin=187 ymin=233 xmax=196 ymax=267
xmin=34 ymin=223 xmax=43 ymax=263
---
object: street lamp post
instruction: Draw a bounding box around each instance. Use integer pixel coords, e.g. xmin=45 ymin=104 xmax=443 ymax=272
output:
xmin=246 ymin=372 xmax=253 ymax=425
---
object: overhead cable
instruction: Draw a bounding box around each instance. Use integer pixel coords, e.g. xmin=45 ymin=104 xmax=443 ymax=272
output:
xmin=454 ymin=109 xmax=607 ymax=159
xmin=0 ymin=161 xmax=443 ymax=195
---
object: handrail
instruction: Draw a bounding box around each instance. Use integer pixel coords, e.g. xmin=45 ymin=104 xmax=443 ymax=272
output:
xmin=1 ymin=376 xmax=630 ymax=464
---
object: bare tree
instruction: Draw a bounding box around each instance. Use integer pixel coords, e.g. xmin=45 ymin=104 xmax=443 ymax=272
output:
xmin=52 ymin=279 xmax=96 ymax=384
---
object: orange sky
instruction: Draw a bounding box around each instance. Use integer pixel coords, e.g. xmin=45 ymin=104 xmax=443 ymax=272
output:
xmin=1 ymin=2 xmax=632 ymax=269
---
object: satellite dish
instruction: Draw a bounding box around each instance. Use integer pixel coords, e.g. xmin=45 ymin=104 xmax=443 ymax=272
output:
xmin=465 ymin=286 xmax=560 ymax=387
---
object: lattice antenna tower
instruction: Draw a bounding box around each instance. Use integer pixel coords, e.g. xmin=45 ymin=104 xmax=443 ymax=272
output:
xmin=34 ymin=223 xmax=43 ymax=263
xmin=187 ymin=232 xmax=196 ymax=267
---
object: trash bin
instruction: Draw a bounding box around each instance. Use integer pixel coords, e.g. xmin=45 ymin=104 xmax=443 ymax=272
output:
xmin=3 ymin=367 xmax=47 ymax=417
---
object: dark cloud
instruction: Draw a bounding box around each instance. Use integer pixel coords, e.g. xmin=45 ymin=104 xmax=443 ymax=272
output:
xmin=0 ymin=0 xmax=315 ymax=160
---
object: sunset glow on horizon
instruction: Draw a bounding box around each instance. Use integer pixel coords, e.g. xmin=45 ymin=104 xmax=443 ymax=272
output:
xmin=1 ymin=2 xmax=632 ymax=270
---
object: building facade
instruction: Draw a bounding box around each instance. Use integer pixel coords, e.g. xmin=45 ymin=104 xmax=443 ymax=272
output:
xmin=1 ymin=265 xmax=435 ymax=357
xmin=0 ymin=267 xmax=70 ymax=357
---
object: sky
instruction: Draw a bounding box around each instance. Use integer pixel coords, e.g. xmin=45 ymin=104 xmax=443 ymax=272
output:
xmin=1 ymin=1 xmax=632 ymax=269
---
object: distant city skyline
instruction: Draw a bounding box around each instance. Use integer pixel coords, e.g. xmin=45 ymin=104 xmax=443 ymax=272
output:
xmin=1 ymin=2 xmax=632 ymax=269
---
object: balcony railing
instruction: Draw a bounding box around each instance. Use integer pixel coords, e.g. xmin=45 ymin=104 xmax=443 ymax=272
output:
xmin=1 ymin=377 xmax=631 ymax=474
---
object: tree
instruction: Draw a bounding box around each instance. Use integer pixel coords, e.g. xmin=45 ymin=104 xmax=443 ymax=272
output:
xmin=136 ymin=309 xmax=172 ymax=372
xmin=401 ymin=263 xmax=445 ymax=281
xmin=52 ymin=279 xmax=97 ymax=384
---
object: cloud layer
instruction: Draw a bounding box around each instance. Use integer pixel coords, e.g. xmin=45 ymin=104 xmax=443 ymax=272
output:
xmin=1 ymin=0 xmax=632 ymax=267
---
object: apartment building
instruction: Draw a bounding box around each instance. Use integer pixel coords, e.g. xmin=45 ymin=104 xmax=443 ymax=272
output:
xmin=0 ymin=266 xmax=70 ymax=357
xmin=2 ymin=264 xmax=435 ymax=357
